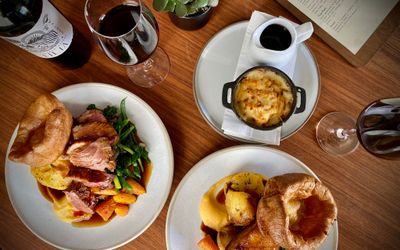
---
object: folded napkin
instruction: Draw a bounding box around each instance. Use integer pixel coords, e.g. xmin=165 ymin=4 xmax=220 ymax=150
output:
xmin=221 ymin=11 xmax=298 ymax=144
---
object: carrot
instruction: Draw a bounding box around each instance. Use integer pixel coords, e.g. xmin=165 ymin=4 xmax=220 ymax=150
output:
xmin=115 ymin=204 xmax=129 ymax=216
xmin=113 ymin=193 xmax=137 ymax=204
xmin=95 ymin=197 xmax=117 ymax=221
xmin=125 ymin=178 xmax=146 ymax=195
xmin=91 ymin=187 xmax=118 ymax=195
xmin=197 ymin=234 xmax=219 ymax=250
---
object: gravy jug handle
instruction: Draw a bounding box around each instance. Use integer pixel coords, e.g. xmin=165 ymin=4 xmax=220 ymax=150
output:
xmin=295 ymin=22 xmax=314 ymax=44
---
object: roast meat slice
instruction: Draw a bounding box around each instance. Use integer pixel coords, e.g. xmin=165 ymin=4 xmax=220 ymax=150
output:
xmin=67 ymin=137 xmax=116 ymax=172
xmin=76 ymin=109 xmax=107 ymax=124
xmin=64 ymin=182 xmax=100 ymax=214
xmin=72 ymin=122 xmax=118 ymax=144
xmin=67 ymin=167 xmax=114 ymax=189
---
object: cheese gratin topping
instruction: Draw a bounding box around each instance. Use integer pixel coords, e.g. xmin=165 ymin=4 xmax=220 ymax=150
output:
xmin=234 ymin=68 xmax=293 ymax=128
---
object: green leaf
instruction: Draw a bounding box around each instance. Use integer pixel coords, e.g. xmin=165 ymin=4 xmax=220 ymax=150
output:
xmin=138 ymin=158 xmax=144 ymax=172
xmin=119 ymin=176 xmax=132 ymax=191
xmin=153 ymin=0 xmax=168 ymax=11
xmin=117 ymin=144 xmax=134 ymax=155
xmin=120 ymin=125 xmax=136 ymax=141
xmin=187 ymin=6 xmax=198 ymax=15
xmin=177 ymin=0 xmax=191 ymax=4
xmin=165 ymin=0 xmax=176 ymax=12
xmin=103 ymin=105 xmax=117 ymax=120
xmin=190 ymin=0 xmax=208 ymax=9
xmin=87 ymin=104 xmax=96 ymax=110
xmin=175 ymin=2 xmax=188 ymax=17
xmin=192 ymin=0 xmax=208 ymax=8
xmin=120 ymin=98 xmax=127 ymax=120
xmin=113 ymin=176 xmax=122 ymax=189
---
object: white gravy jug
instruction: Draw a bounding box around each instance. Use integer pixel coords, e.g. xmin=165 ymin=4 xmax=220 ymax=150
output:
xmin=248 ymin=17 xmax=313 ymax=67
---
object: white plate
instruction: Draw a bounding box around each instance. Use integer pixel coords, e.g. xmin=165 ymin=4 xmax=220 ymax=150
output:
xmin=5 ymin=83 xmax=174 ymax=250
xmin=166 ymin=145 xmax=338 ymax=249
xmin=193 ymin=21 xmax=320 ymax=142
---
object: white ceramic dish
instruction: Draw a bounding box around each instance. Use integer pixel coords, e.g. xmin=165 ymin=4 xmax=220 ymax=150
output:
xmin=5 ymin=83 xmax=174 ymax=250
xmin=193 ymin=21 xmax=320 ymax=142
xmin=166 ymin=145 xmax=338 ymax=250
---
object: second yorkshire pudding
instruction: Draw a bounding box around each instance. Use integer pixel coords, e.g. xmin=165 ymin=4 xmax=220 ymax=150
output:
xmin=8 ymin=94 xmax=73 ymax=167
xmin=257 ymin=173 xmax=337 ymax=250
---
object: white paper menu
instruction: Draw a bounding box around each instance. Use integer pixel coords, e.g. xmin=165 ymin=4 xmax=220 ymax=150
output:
xmin=288 ymin=0 xmax=399 ymax=54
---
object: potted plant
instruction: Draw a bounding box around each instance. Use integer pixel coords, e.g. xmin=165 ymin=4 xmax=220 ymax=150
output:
xmin=153 ymin=0 xmax=219 ymax=30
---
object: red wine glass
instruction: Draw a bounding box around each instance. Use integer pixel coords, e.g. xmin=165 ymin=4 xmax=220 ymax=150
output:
xmin=316 ymin=97 xmax=400 ymax=160
xmin=84 ymin=0 xmax=170 ymax=87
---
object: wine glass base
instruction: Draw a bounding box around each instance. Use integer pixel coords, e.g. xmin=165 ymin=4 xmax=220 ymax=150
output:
xmin=316 ymin=112 xmax=359 ymax=155
xmin=126 ymin=47 xmax=170 ymax=88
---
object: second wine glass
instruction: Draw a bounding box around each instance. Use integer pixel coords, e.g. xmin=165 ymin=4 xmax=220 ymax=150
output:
xmin=316 ymin=97 xmax=400 ymax=160
xmin=84 ymin=0 xmax=170 ymax=87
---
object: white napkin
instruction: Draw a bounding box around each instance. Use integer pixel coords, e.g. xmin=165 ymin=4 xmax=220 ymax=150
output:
xmin=221 ymin=11 xmax=298 ymax=144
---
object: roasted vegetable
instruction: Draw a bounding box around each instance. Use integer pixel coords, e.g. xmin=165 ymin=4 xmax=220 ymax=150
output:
xmin=91 ymin=187 xmax=118 ymax=196
xmin=225 ymin=189 xmax=256 ymax=226
xmin=115 ymin=204 xmax=129 ymax=216
xmin=31 ymin=159 xmax=72 ymax=190
xmin=95 ymin=197 xmax=117 ymax=221
xmin=226 ymin=172 xmax=266 ymax=197
xmin=125 ymin=178 xmax=146 ymax=195
xmin=197 ymin=234 xmax=219 ymax=250
xmin=113 ymin=193 xmax=137 ymax=204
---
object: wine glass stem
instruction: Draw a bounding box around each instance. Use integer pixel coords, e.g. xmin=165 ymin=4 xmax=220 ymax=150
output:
xmin=336 ymin=128 xmax=356 ymax=140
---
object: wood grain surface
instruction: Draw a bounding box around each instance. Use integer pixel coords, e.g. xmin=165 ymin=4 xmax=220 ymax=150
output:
xmin=1 ymin=0 xmax=399 ymax=249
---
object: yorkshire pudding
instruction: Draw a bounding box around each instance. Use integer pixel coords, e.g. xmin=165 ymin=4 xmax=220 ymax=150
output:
xmin=9 ymin=94 xmax=73 ymax=167
xmin=257 ymin=173 xmax=337 ymax=250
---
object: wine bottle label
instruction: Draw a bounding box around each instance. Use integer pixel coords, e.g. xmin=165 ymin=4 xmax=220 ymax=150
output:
xmin=1 ymin=0 xmax=73 ymax=58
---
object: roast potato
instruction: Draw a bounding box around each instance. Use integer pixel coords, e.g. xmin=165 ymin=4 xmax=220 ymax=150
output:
xmin=225 ymin=190 xmax=256 ymax=226
xmin=199 ymin=175 xmax=233 ymax=231
xmin=31 ymin=159 xmax=72 ymax=190
xmin=225 ymin=172 xmax=266 ymax=197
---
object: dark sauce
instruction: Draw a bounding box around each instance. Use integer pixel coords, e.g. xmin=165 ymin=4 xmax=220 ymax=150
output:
xmin=38 ymin=183 xmax=64 ymax=202
xmin=260 ymin=24 xmax=292 ymax=51
xmin=73 ymin=213 xmax=115 ymax=228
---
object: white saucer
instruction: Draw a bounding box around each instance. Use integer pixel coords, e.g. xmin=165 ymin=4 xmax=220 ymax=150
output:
xmin=193 ymin=21 xmax=320 ymax=142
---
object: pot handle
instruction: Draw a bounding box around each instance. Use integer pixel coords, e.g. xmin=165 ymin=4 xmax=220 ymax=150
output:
xmin=222 ymin=81 xmax=236 ymax=109
xmin=294 ymin=86 xmax=306 ymax=114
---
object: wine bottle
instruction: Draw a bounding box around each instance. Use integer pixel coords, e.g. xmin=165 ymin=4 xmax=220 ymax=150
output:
xmin=0 ymin=0 xmax=91 ymax=68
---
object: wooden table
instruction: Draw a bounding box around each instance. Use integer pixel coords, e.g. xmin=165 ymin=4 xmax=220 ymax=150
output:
xmin=1 ymin=0 xmax=399 ymax=249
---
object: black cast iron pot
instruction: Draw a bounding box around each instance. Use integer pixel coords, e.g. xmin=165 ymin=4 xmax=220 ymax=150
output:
xmin=222 ymin=66 xmax=306 ymax=130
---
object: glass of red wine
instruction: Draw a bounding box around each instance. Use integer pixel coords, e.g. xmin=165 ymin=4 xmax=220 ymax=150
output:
xmin=84 ymin=0 xmax=170 ymax=87
xmin=316 ymin=97 xmax=400 ymax=160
